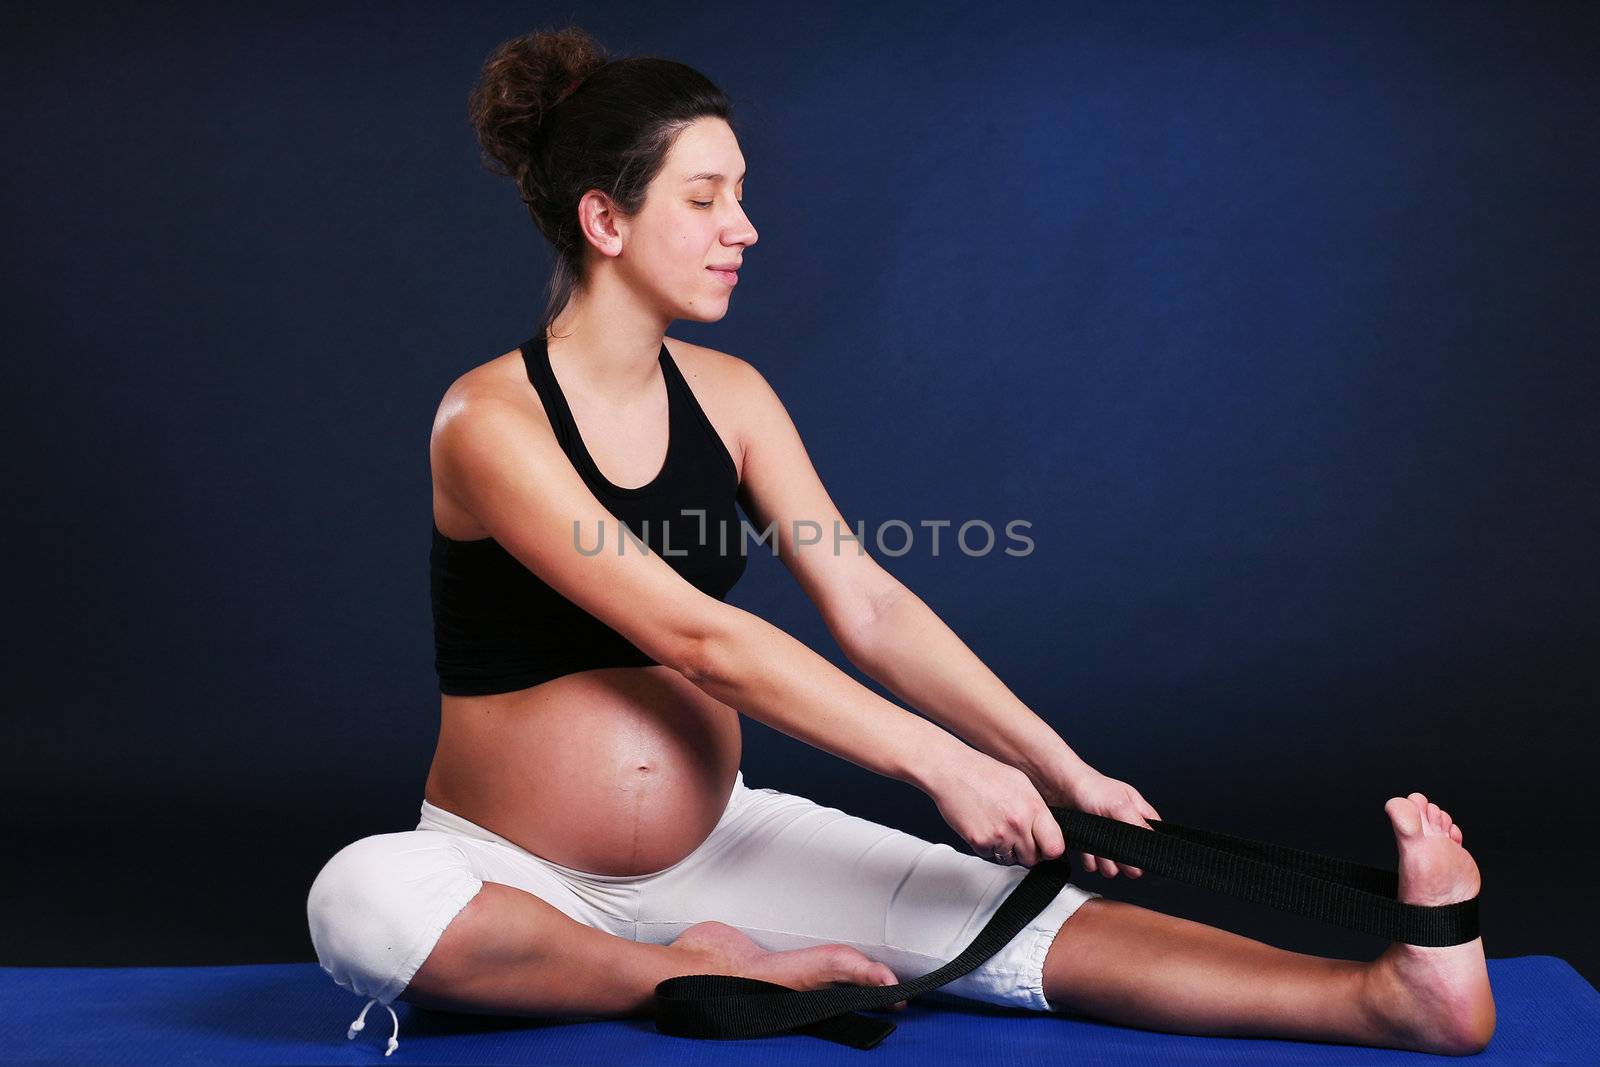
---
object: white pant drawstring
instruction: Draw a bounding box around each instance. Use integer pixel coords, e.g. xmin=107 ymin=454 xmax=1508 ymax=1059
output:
xmin=346 ymin=996 xmax=400 ymax=1056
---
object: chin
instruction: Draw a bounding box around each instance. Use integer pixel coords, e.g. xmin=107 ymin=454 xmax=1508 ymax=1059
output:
xmin=682 ymin=302 xmax=732 ymax=324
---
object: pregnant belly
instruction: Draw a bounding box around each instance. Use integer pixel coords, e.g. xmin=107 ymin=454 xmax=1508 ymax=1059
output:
xmin=423 ymin=665 xmax=743 ymax=877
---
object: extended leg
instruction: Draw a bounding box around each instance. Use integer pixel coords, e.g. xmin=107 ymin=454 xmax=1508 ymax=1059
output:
xmin=1041 ymin=793 xmax=1493 ymax=1056
xmin=1042 ymin=897 xmax=1380 ymax=1040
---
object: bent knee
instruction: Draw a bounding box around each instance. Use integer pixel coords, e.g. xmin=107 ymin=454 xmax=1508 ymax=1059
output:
xmin=399 ymin=882 xmax=576 ymax=1008
xmin=306 ymin=831 xmax=483 ymax=1003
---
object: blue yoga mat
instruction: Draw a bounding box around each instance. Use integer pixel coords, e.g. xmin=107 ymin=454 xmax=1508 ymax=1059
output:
xmin=1 ymin=956 xmax=1593 ymax=1065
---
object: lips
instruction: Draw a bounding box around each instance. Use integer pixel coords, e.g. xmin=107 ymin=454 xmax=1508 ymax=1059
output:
xmin=708 ymin=266 xmax=739 ymax=286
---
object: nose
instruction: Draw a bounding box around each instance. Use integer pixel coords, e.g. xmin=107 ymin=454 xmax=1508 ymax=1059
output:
xmin=727 ymin=206 xmax=757 ymax=250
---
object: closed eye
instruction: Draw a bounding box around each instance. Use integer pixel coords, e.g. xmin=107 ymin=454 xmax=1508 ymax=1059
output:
xmin=692 ymin=199 xmax=745 ymax=208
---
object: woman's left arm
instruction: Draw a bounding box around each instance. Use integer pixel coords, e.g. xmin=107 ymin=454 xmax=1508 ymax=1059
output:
xmin=840 ymin=581 xmax=1092 ymax=802
xmin=842 ymin=585 xmax=1162 ymax=878
xmin=720 ymin=351 xmax=1150 ymax=873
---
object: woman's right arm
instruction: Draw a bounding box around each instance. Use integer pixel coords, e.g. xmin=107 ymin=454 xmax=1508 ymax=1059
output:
xmin=431 ymin=393 xmax=966 ymax=795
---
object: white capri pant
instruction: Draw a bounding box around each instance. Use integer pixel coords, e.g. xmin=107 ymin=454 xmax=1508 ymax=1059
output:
xmin=307 ymin=770 xmax=1101 ymax=1042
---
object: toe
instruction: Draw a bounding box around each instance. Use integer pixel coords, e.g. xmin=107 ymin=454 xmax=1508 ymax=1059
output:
xmin=871 ymin=965 xmax=907 ymax=1011
xmin=823 ymin=945 xmax=864 ymax=980
xmin=1450 ymin=824 xmax=1464 ymax=844
xmin=1426 ymin=802 xmax=1441 ymax=832
xmin=824 ymin=950 xmax=879 ymax=992
xmin=1386 ymin=796 xmax=1423 ymax=836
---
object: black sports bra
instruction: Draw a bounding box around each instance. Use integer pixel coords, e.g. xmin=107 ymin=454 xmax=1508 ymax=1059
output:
xmin=429 ymin=335 xmax=747 ymax=696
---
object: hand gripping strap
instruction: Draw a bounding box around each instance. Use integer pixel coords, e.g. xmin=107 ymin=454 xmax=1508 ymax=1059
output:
xmin=653 ymin=806 xmax=1480 ymax=1048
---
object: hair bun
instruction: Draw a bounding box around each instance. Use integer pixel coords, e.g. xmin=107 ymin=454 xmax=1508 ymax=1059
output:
xmin=535 ymin=28 xmax=608 ymax=114
xmin=468 ymin=25 xmax=609 ymax=180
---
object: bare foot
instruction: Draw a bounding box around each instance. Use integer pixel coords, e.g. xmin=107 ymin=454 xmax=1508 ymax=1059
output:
xmin=1364 ymin=793 xmax=1495 ymax=1055
xmin=671 ymin=921 xmax=909 ymax=1012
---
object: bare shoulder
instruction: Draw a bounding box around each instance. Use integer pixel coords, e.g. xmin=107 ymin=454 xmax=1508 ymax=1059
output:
xmin=662 ymin=336 xmax=761 ymax=478
xmin=433 ymin=344 xmax=554 ymax=437
xmin=662 ymin=335 xmax=759 ymax=390
xmin=667 ymin=336 xmax=798 ymax=439
xmin=430 ymin=344 xmax=554 ymax=537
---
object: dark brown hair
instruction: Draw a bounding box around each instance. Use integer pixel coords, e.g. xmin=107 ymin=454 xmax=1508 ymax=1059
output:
xmin=468 ymin=25 xmax=737 ymax=339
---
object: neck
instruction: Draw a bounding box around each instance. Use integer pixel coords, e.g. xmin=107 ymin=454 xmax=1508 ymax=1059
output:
xmin=546 ymin=277 xmax=670 ymax=400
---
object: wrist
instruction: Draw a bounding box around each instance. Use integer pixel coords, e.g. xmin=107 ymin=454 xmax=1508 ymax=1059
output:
xmin=904 ymin=723 xmax=976 ymax=796
xmin=1028 ymin=746 xmax=1097 ymax=799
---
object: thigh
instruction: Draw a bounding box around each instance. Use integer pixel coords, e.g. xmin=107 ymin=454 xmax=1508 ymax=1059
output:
xmin=306 ymin=824 xmax=610 ymax=1005
xmin=415 ymin=799 xmax=639 ymax=934
xmin=636 ymin=783 xmax=1101 ymax=1011
xmin=307 ymin=830 xmax=487 ymax=1004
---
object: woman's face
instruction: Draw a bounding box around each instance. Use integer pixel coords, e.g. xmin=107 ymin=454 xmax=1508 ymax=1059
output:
xmin=619 ymin=117 xmax=758 ymax=322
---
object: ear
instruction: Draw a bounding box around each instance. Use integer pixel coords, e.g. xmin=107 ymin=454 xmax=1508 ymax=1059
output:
xmin=576 ymin=188 xmax=625 ymax=259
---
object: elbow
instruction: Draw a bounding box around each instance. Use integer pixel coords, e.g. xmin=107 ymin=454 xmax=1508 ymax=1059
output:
xmin=834 ymin=566 xmax=906 ymax=654
xmin=839 ymin=629 xmax=878 ymax=676
xmin=833 ymin=587 xmax=900 ymax=675
xmin=673 ymin=603 xmax=747 ymax=690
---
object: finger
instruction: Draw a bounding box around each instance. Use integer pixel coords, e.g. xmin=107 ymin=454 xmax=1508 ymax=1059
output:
xmin=1128 ymin=807 xmax=1153 ymax=875
xmin=1081 ymin=851 xmax=1098 ymax=874
xmin=1135 ymin=798 xmax=1158 ymax=873
xmin=1002 ymin=837 xmax=1021 ymax=865
xmin=1099 ymin=803 xmax=1142 ymax=875
xmin=1119 ymin=797 xmax=1151 ymax=826
xmin=1035 ymin=808 xmax=1067 ymax=861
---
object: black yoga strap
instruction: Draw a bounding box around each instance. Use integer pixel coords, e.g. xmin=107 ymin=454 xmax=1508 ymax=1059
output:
xmin=653 ymin=804 xmax=1480 ymax=1049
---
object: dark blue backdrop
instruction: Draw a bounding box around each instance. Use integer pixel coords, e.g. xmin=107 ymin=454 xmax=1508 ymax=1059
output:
xmin=6 ymin=2 xmax=1596 ymax=984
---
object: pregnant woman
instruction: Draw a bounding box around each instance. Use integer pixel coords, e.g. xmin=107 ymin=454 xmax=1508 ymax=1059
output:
xmin=307 ymin=25 xmax=1494 ymax=1058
